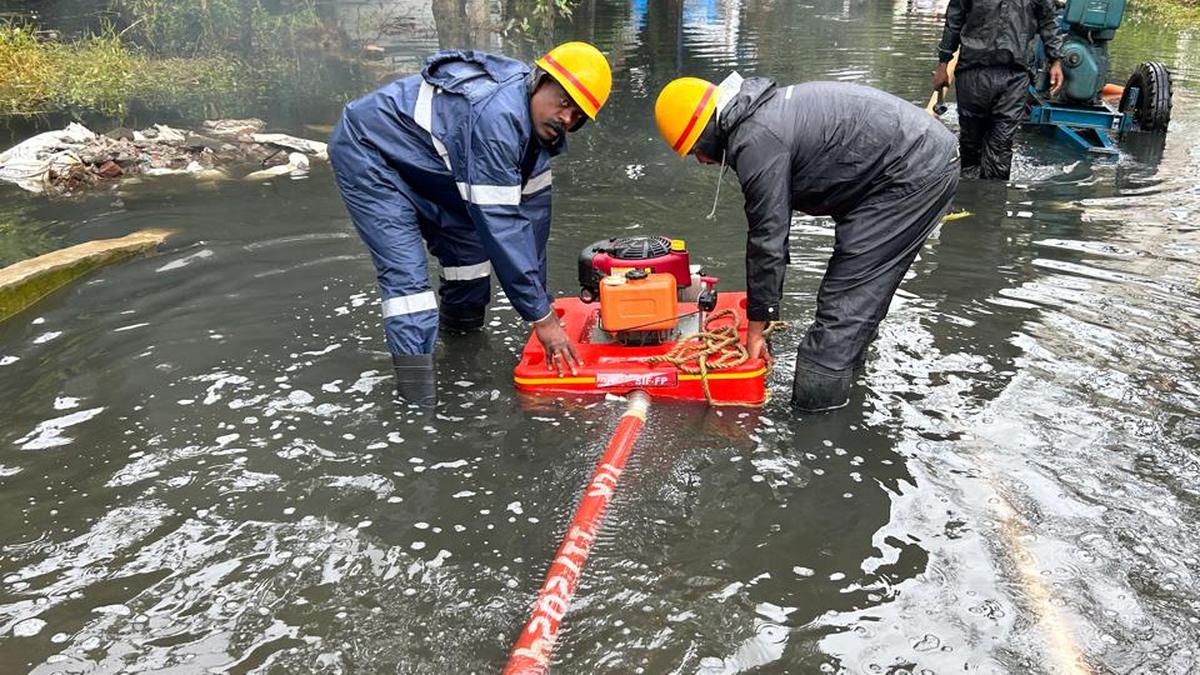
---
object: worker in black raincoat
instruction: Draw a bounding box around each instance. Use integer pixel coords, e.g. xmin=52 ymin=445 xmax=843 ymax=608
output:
xmin=934 ymin=0 xmax=1066 ymax=179
xmin=654 ymin=75 xmax=959 ymax=412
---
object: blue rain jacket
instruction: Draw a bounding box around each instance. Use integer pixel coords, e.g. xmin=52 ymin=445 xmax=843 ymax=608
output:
xmin=339 ymin=50 xmax=561 ymax=322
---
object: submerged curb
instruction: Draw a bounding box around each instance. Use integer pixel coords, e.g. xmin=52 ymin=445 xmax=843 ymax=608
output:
xmin=0 ymin=228 xmax=176 ymax=323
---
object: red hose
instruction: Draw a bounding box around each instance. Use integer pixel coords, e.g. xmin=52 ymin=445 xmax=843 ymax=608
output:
xmin=503 ymin=391 xmax=652 ymax=675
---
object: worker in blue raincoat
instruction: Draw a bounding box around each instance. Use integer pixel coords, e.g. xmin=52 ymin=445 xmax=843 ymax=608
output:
xmin=329 ymin=42 xmax=612 ymax=404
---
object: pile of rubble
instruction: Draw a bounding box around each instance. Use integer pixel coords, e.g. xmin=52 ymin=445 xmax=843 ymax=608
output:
xmin=0 ymin=119 xmax=329 ymax=196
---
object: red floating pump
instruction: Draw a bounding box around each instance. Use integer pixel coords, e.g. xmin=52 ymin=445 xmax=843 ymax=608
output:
xmin=515 ymin=236 xmax=766 ymax=406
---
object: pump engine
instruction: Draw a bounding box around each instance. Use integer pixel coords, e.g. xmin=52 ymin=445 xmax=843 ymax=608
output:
xmin=577 ymin=236 xmax=717 ymax=346
xmin=1054 ymin=0 xmax=1124 ymax=104
xmin=1044 ymin=0 xmax=1173 ymax=133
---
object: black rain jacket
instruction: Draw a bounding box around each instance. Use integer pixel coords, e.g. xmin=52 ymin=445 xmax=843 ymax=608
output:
xmin=711 ymin=78 xmax=958 ymax=322
xmin=937 ymin=0 xmax=1065 ymax=72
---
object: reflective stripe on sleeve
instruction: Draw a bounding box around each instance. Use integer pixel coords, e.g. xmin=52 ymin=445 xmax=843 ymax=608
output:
xmin=382 ymin=291 xmax=438 ymax=318
xmin=522 ymin=170 xmax=552 ymax=196
xmin=442 ymin=261 xmax=492 ymax=281
xmin=465 ymin=183 xmax=522 ymax=206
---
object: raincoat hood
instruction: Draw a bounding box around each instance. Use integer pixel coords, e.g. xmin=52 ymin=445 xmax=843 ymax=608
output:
xmin=694 ymin=75 xmax=777 ymax=158
xmin=422 ymin=50 xmax=566 ymax=155
xmin=715 ymin=75 xmax=777 ymax=137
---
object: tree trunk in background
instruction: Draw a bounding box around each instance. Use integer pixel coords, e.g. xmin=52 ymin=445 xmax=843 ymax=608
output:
xmin=432 ymin=0 xmax=468 ymax=49
xmin=577 ymin=0 xmax=595 ymax=42
xmin=641 ymin=0 xmax=685 ymax=74
xmin=240 ymin=0 xmax=255 ymax=55
xmin=431 ymin=0 xmax=492 ymax=49
xmin=465 ymin=0 xmax=491 ymax=49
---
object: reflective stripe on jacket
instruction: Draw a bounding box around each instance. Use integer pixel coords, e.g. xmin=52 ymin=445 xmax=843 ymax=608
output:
xmin=340 ymin=50 xmax=559 ymax=321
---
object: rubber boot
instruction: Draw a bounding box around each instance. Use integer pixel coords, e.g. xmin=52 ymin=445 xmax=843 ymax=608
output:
xmin=790 ymin=357 xmax=853 ymax=413
xmin=853 ymin=328 xmax=879 ymax=373
xmin=439 ymin=306 xmax=487 ymax=335
xmin=392 ymin=353 xmax=437 ymax=407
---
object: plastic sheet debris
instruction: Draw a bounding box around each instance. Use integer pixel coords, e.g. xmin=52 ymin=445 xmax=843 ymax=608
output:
xmin=250 ymin=133 xmax=329 ymax=161
xmin=244 ymin=152 xmax=311 ymax=181
xmin=0 ymin=123 xmax=96 ymax=194
xmin=202 ymin=118 xmax=267 ymax=139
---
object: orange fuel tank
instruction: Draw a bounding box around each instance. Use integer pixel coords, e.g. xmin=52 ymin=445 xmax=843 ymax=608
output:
xmin=599 ymin=271 xmax=677 ymax=332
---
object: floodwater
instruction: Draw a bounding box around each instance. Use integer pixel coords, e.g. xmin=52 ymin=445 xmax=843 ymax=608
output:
xmin=2 ymin=0 xmax=1200 ymax=672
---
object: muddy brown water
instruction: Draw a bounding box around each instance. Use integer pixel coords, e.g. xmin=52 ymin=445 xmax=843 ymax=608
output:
xmin=2 ymin=1 xmax=1200 ymax=673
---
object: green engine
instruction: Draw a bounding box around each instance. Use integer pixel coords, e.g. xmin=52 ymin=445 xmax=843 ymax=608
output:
xmin=1057 ymin=0 xmax=1126 ymax=103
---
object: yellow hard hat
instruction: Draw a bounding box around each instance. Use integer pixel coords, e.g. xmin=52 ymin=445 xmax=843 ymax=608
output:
xmin=655 ymin=77 xmax=718 ymax=157
xmin=536 ymin=41 xmax=612 ymax=120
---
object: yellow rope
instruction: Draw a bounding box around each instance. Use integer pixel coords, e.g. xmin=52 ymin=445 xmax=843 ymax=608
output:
xmin=647 ymin=310 xmax=787 ymax=407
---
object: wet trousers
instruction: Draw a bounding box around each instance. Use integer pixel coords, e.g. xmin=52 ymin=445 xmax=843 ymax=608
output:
xmin=955 ymin=66 xmax=1030 ymax=180
xmin=329 ymin=119 xmax=495 ymax=358
xmin=791 ymin=164 xmax=959 ymax=411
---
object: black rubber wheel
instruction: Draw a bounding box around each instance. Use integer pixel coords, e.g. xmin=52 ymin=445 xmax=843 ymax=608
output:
xmin=1120 ymin=62 xmax=1173 ymax=132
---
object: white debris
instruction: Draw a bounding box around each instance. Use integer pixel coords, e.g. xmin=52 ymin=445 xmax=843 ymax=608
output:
xmin=0 ymin=121 xmax=328 ymax=194
xmin=202 ymin=118 xmax=266 ymax=138
xmin=144 ymin=160 xmax=205 ymax=177
xmin=0 ymin=123 xmax=95 ymax=193
xmin=150 ymin=124 xmax=188 ymax=143
xmin=244 ymin=152 xmax=310 ymax=181
xmin=251 ymin=133 xmax=329 ymax=161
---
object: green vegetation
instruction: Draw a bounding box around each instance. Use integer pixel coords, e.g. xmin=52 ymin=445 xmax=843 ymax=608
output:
xmin=504 ymin=0 xmax=580 ymax=42
xmin=1130 ymin=0 xmax=1200 ymax=27
xmin=0 ymin=0 xmax=361 ymax=119
xmin=0 ymin=24 xmax=245 ymax=117
xmin=111 ymin=0 xmax=325 ymax=56
xmin=0 ymin=0 xmax=589 ymax=119
xmin=111 ymin=0 xmax=359 ymax=105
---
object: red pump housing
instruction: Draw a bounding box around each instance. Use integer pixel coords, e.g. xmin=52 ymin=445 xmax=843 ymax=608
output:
xmin=578 ymin=236 xmax=693 ymax=302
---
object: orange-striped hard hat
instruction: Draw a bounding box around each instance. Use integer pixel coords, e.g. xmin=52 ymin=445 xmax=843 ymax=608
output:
xmin=536 ymin=42 xmax=612 ymax=120
xmin=655 ymin=77 xmax=718 ymax=157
